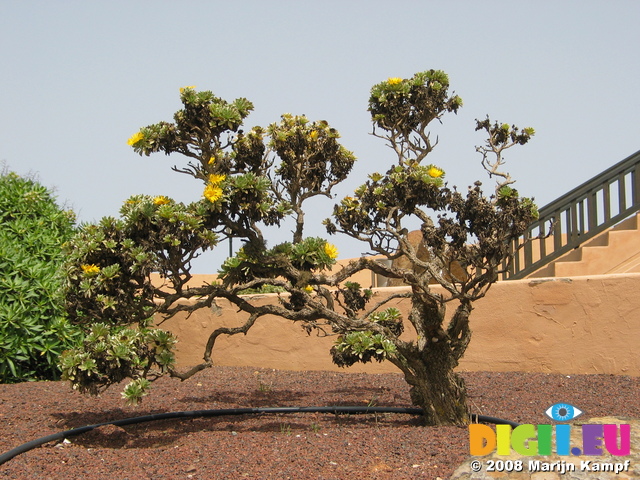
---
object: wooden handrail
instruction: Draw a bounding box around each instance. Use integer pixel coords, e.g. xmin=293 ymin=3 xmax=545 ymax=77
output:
xmin=503 ymin=149 xmax=640 ymax=279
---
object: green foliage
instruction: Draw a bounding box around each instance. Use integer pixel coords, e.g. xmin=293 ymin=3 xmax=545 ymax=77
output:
xmin=0 ymin=170 xmax=81 ymax=382
xmin=475 ymin=117 xmax=535 ymax=147
xmin=330 ymin=170 xmax=538 ymax=274
xmin=339 ymin=281 xmax=373 ymax=314
xmin=328 ymin=161 xmax=449 ymax=234
xmin=121 ymin=378 xmax=152 ymax=405
xmin=65 ymin=195 xmax=218 ymax=327
xmin=222 ymin=172 xmax=285 ymax=225
xmin=129 ymin=87 xmax=254 ymax=158
xmin=58 ymin=323 xmax=175 ymax=403
xmin=331 ymin=329 xmax=398 ymax=367
xmin=269 ymin=114 xmax=356 ymax=196
xmin=63 ymin=86 xmax=356 ymax=403
xmin=217 ymin=237 xmax=338 ymax=285
xmin=277 ymin=237 xmax=339 ymax=271
xmin=62 ymin=194 xmax=216 ymax=402
xmin=368 ymin=307 xmax=404 ymax=336
xmin=369 ymin=70 xmax=463 ymax=136
xmin=331 ymin=307 xmax=403 ymax=367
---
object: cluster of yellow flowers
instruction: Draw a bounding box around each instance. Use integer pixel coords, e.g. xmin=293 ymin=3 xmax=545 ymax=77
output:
xmin=208 ymin=174 xmax=226 ymax=184
xmin=387 ymin=77 xmax=403 ymax=85
xmin=203 ymin=173 xmax=226 ymax=203
xmin=427 ymin=166 xmax=444 ymax=178
xmin=153 ymin=196 xmax=170 ymax=206
xmin=127 ymin=131 xmax=144 ymax=146
xmin=324 ymin=242 xmax=338 ymax=260
xmin=180 ymin=85 xmax=196 ymax=93
xmin=81 ymin=264 xmax=100 ymax=274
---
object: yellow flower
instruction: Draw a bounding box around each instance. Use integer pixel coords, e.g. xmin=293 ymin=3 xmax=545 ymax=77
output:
xmin=81 ymin=264 xmax=100 ymax=274
xmin=324 ymin=243 xmax=338 ymax=260
xmin=387 ymin=77 xmax=403 ymax=85
xmin=203 ymin=184 xmax=223 ymax=203
xmin=208 ymin=156 xmax=216 ymax=165
xmin=309 ymin=130 xmax=319 ymax=140
xmin=427 ymin=166 xmax=444 ymax=178
xmin=127 ymin=131 xmax=144 ymax=146
xmin=180 ymin=85 xmax=196 ymax=93
xmin=208 ymin=174 xmax=226 ymax=185
xmin=153 ymin=196 xmax=170 ymax=206
xmin=303 ymin=285 xmax=314 ymax=293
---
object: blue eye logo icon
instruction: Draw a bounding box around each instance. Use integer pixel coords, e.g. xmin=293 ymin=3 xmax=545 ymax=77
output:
xmin=545 ymin=403 xmax=583 ymax=421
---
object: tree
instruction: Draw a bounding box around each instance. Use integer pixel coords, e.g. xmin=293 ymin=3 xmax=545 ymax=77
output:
xmin=60 ymin=71 xmax=537 ymax=425
xmin=0 ymin=169 xmax=81 ymax=382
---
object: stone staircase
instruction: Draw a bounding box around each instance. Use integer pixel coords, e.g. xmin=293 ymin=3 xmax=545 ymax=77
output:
xmin=529 ymin=213 xmax=640 ymax=278
xmin=504 ymin=149 xmax=640 ymax=279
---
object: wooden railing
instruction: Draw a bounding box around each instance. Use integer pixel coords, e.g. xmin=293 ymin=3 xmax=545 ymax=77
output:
xmin=503 ymin=149 xmax=640 ymax=279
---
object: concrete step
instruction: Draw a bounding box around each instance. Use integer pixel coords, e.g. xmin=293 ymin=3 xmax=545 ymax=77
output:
xmin=532 ymin=213 xmax=640 ymax=277
xmin=609 ymin=250 xmax=640 ymax=273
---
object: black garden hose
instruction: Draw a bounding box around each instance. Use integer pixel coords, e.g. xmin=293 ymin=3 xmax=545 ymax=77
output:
xmin=0 ymin=406 xmax=519 ymax=465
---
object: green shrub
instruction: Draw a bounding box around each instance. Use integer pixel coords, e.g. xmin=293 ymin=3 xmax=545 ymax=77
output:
xmin=0 ymin=169 xmax=81 ymax=382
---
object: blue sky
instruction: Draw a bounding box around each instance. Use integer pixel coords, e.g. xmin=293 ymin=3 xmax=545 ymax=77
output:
xmin=2 ymin=1 xmax=639 ymax=272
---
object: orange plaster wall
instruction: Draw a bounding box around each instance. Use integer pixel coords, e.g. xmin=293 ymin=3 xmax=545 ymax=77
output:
xmin=156 ymin=273 xmax=640 ymax=377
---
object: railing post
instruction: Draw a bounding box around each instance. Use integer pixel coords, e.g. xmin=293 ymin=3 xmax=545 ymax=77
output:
xmin=587 ymin=191 xmax=597 ymax=232
xmin=523 ymin=229 xmax=533 ymax=269
xmin=578 ymin=199 xmax=586 ymax=235
xmin=634 ymin=164 xmax=640 ymax=206
xmin=553 ymin=213 xmax=562 ymax=252
xmin=603 ymin=181 xmax=611 ymax=223
xmin=538 ymin=221 xmax=547 ymax=259
xmin=508 ymin=239 xmax=517 ymax=279
xmin=570 ymin=204 xmax=579 ymax=245
xmin=618 ymin=173 xmax=627 ymax=214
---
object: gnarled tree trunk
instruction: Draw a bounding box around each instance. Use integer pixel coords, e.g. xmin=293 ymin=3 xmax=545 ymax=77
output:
xmin=396 ymin=345 xmax=470 ymax=425
xmin=390 ymin=293 xmax=472 ymax=425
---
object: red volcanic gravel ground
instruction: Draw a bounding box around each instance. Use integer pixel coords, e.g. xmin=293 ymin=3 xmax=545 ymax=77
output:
xmin=1 ymin=366 xmax=639 ymax=479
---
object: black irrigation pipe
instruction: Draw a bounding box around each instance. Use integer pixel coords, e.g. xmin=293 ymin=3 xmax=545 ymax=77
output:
xmin=0 ymin=406 xmax=520 ymax=466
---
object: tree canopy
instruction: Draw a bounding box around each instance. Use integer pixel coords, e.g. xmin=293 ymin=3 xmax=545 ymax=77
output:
xmin=60 ymin=70 xmax=537 ymax=425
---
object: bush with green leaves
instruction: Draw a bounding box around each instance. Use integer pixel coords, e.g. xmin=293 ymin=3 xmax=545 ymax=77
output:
xmin=59 ymin=322 xmax=175 ymax=402
xmin=62 ymin=72 xmax=537 ymax=425
xmin=0 ymin=169 xmax=81 ymax=382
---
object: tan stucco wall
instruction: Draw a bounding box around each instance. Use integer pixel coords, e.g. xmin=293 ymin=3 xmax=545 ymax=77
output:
xmin=156 ymin=273 xmax=640 ymax=376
